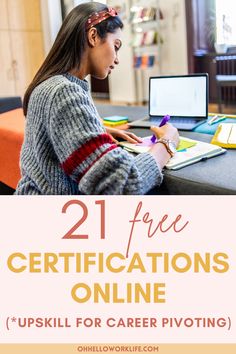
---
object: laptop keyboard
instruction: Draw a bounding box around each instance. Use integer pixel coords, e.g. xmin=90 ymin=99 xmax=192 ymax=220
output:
xmin=129 ymin=116 xmax=206 ymax=130
xmin=149 ymin=117 xmax=203 ymax=130
xmin=150 ymin=117 xmax=198 ymax=125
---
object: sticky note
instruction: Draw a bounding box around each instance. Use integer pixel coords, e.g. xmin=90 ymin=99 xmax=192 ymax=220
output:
xmin=177 ymin=139 xmax=197 ymax=151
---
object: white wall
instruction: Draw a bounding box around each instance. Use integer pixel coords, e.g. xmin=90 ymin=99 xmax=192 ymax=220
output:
xmin=108 ymin=0 xmax=137 ymax=103
xmin=160 ymin=0 xmax=188 ymax=75
xmin=40 ymin=0 xmax=62 ymax=54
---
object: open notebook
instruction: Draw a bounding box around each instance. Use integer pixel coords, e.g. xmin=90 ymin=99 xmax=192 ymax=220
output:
xmin=211 ymin=123 xmax=236 ymax=148
xmin=119 ymin=136 xmax=226 ymax=170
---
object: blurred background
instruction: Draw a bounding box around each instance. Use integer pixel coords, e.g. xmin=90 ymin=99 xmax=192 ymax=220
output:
xmin=1 ymin=0 xmax=236 ymax=113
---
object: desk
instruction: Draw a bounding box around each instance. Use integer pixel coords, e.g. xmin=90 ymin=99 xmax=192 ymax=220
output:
xmin=96 ymin=104 xmax=236 ymax=195
xmin=1 ymin=105 xmax=235 ymax=195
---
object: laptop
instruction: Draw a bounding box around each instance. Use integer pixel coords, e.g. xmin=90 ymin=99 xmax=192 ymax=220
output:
xmin=129 ymin=74 xmax=209 ymax=130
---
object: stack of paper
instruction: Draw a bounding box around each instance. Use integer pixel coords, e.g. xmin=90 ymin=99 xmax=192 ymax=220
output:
xmin=103 ymin=116 xmax=128 ymax=127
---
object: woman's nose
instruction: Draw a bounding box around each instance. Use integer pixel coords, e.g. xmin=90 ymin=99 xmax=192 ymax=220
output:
xmin=114 ymin=56 xmax=119 ymax=65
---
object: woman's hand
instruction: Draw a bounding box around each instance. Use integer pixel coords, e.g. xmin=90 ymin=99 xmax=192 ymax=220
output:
xmin=150 ymin=124 xmax=179 ymax=147
xmin=106 ymin=127 xmax=142 ymax=144
xmin=149 ymin=124 xmax=180 ymax=168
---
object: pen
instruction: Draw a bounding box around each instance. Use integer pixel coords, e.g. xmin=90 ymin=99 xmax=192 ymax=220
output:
xmin=151 ymin=115 xmax=170 ymax=143
xmin=208 ymin=115 xmax=226 ymax=125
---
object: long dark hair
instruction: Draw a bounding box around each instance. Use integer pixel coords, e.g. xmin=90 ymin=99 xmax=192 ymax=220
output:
xmin=23 ymin=2 xmax=123 ymax=115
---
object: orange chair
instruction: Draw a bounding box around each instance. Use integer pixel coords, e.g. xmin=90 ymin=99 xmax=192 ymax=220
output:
xmin=0 ymin=108 xmax=25 ymax=191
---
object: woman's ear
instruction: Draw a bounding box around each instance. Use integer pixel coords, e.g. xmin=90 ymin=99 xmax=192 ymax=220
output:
xmin=87 ymin=27 xmax=100 ymax=47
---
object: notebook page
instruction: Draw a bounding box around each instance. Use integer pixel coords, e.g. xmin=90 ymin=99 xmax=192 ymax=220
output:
xmin=166 ymin=140 xmax=219 ymax=168
xmin=217 ymin=124 xmax=232 ymax=143
xmin=228 ymin=124 xmax=236 ymax=144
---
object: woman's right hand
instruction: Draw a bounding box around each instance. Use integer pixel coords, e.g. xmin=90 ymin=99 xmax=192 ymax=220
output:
xmin=150 ymin=123 xmax=179 ymax=147
xmin=149 ymin=124 xmax=180 ymax=169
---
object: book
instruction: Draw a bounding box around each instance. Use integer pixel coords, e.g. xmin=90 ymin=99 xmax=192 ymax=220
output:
xmin=119 ymin=136 xmax=226 ymax=170
xmin=103 ymin=120 xmax=128 ymax=127
xmin=144 ymin=30 xmax=156 ymax=45
xmin=103 ymin=116 xmax=128 ymax=127
xmin=211 ymin=123 xmax=236 ymax=148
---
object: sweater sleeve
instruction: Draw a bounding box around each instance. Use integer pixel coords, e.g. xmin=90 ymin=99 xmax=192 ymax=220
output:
xmin=48 ymin=83 xmax=163 ymax=195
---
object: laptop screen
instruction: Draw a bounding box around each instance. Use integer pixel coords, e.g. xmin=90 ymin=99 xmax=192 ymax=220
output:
xmin=149 ymin=75 xmax=208 ymax=118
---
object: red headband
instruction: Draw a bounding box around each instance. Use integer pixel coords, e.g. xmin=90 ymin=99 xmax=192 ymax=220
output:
xmin=85 ymin=7 xmax=118 ymax=31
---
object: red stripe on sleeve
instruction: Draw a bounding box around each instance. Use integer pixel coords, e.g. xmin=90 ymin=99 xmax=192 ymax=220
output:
xmin=62 ymin=133 xmax=114 ymax=176
xmin=77 ymin=144 xmax=118 ymax=182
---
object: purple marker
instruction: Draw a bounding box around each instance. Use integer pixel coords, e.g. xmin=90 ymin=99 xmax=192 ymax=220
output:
xmin=151 ymin=115 xmax=170 ymax=143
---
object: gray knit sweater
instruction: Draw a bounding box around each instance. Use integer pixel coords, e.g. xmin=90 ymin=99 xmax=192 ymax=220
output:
xmin=15 ymin=73 xmax=163 ymax=195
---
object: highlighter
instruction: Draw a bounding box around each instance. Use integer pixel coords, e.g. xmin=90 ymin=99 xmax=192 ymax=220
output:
xmin=150 ymin=115 xmax=171 ymax=143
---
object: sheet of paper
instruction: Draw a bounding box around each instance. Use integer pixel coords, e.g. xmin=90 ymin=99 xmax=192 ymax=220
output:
xmin=217 ymin=124 xmax=232 ymax=143
xmin=136 ymin=137 xmax=197 ymax=151
xmin=228 ymin=124 xmax=236 ymax=144
xmin=136 ymin=136 xmax=154 ymax=147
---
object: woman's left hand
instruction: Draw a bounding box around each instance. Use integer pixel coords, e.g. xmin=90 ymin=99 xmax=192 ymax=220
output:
xmin=106 ymin=127 xmax=142 ymax=144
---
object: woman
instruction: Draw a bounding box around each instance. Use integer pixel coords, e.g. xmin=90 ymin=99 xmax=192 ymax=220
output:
xmin=15 ymin=2 xmax=179 ymax=195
